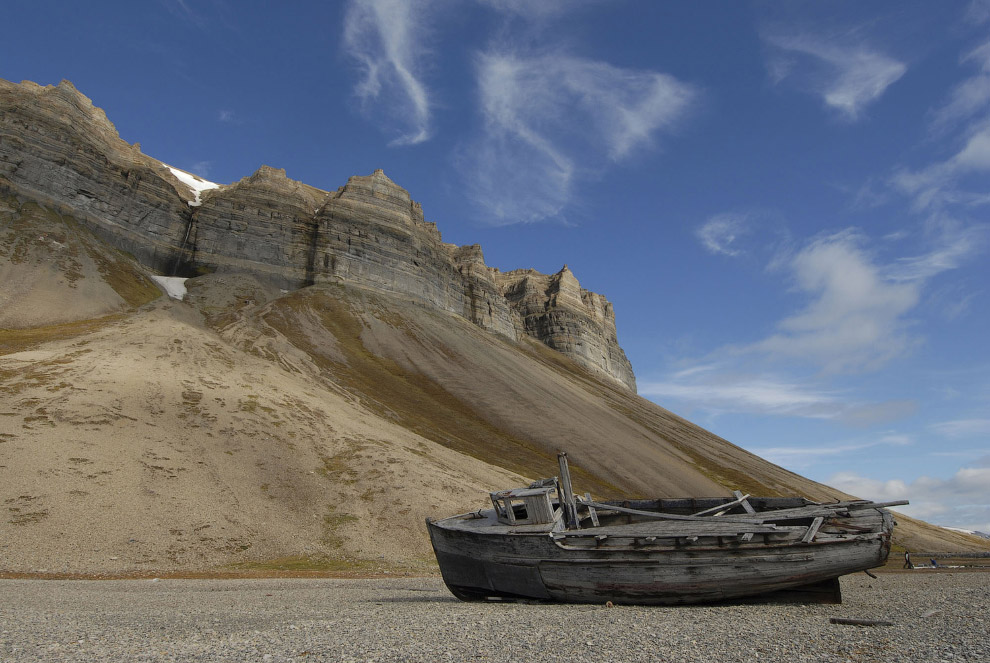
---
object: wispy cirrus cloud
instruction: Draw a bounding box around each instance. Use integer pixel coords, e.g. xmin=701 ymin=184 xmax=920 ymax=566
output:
xmin=697 ymin=213 xmax=751 ymax=256
xmin=886 ymin=222 xmax=988 ymax=281
xmin=476 ymin=0 xmax=602 ymax=19
xmin=892 ymin=122 xmax=990 ymax=211
xmin=828 ymin=462 xmax=990 ymax=532
xmin=930 ymin=418 xmax=990 ymax=438
xmin=892 ymin=39 xmax=990 ymax=213
xmin=966 ymin=0 xmax=990 ymax=25
xmin=343 ymin=0 xmax=434 ymax=146
xmin=160 ymin=0 xmax=205 ymax=27
xmin=750 ymin=434 xmax=912 ymax=470
xmin=467 ymin=52 xmax=696 ymax=223
xmin=763 ymin=32 xmax=906 ymax=121
xmin=189 ymin=160 xmax=213 ymax=178
xmin=641 ymin=368 xmax=916 ymax=427
xmin=929 ymin=42 xmax=990 ymax=135
xmin=748 ymin=230 xmax=920 ymax=373
xmin=640 ymin=372 xmax=841 ymax=419
xmin=670 ymin=221 xmax=982 ymax=425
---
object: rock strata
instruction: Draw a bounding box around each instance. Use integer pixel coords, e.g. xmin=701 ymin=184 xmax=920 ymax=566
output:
xmin=0 ymin=77 xmax=636 ymax=389
xmin=496 ymin=266 xmax=635 ymax=390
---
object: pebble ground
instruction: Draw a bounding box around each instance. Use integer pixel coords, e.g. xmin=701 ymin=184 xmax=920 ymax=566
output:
xmin=0 ymin=572 xmax=986 ymax=662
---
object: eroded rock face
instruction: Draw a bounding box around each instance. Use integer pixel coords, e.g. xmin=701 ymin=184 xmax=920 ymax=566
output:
xmin=0 ymin=78 xmax=636 ymax=390
xmin=496 ymin=267 xmax=636 ymax=391
xmin=0 ymin=79 xmax=195 ymax=273
xmin=179 ymin=165 xmax=327 ymax=286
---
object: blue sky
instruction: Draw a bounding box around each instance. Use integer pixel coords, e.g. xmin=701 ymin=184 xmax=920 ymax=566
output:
xmin=4 ymin=1 xmax=989 ymax=532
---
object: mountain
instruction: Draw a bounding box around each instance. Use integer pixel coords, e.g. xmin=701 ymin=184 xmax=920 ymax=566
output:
xmin=944 ymin=528 xmax=990 ymax=540
xmin=1 ymin=78 xmax=987 ymax=575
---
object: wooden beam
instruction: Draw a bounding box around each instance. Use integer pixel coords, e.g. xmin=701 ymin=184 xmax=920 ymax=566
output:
xmin=692 ymin=493 xmax=751 ymax=517
xmin=801 ymin=516 xmax=824 ymax=543
xmin=557 ymin=452 xmax=580 ymax=530
xmin=734 ymin=490 xmax=757 ymax=515
xmin=584 ymin=493 xmax=600 ymax=527
xmin=582 ymin=500 xmax=759 ymax=524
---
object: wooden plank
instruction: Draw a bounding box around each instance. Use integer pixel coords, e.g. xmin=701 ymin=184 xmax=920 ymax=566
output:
xmin=574 ymin=497 xmax=902 ymax=527
xmin=844 ymin=500 xmax=909 ymax=510
xmin=552 ymin=519 xmax=791 ymax=539
xmin=692 ymin=493 xmax=751 ymax=517
xmin=582 ymin=500 xmax=760 ymax=524
xmin=801 ymin=516 xmax=824 ymax=543
xmin=557 ymin=452 xmax=579 ymax=530
xmin=734 ymin=490 xmax=757 ymax=515
xmin=584 ymin=493 xmax=600 ymax=527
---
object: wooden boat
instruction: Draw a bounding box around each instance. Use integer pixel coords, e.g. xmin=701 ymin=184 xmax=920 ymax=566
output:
xmin=427 ymin=453 xmax=906 ymax=605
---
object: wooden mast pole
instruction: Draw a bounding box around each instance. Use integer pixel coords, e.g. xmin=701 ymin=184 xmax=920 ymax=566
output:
xmin=557 ymin=452 xmax=580 ymax=530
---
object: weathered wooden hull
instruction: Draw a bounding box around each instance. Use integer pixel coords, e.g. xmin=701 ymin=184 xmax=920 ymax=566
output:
xmin=427 ymin=502 xmax=894 ymax=605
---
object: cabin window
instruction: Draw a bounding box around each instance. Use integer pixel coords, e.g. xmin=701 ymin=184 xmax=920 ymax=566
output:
xmin=490 ymin=486 xmax=558 ymax=525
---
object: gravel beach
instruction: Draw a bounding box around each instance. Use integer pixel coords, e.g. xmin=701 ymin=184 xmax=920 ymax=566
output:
xmin=0 ymin=572 xmax=986 ymax=662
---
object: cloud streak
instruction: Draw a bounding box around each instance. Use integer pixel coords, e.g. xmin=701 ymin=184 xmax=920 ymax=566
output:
xmin=892 ymin=40 xmax=990 ymax=212
xmin=476 ymin=0 xmax=602 ymax=19
xmin=764 ymin=33 xmax=905 ymax=121
xmin=641 ymin=369 xmax=917 ymax=427
xmin=468 ymin=52 xmax=696 ymax=223
xmin=828 ymin=464 xmax=990 ymax=532
xmin=343 ymin=0 xmax=433 ymax=146
xmin=750 ymin=434 xmax=911 ymax=470
xmin=697 ymin=214 xmax=751 ymax=256
xmin=930 ymin=418 xmax=990 ymax=438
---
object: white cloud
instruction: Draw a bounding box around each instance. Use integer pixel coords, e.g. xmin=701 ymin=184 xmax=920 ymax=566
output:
xmin=930 ymin=418 xmax=990 ymax=438
xmin=697 ymin=213 xmax=750 ymax=256
xmin=343 ymin=0 xmax=433 ymax=146
xmin=966 ymin=0 xmax=990 ymax=25
xmin=886 ymin=223 xmax=988 ymax=282
xmin=929 ymin=58 xmax=990 ymax=134
xmin=189 ymin=161 xmax=212 ymax=178
xmin=652 ymin=224 xmax=980 ymax=426
xmin=752 ymin=436 xmax=911 ymax=471
xmin=642 ymin=370 xmax=916 ymax=428
xmin=953 ymin=123 xmax=990 ymax=169
xmin=828 ymin=466 xmax=990 ymax=532
xmin=476 ymin=0 xmax=601 ymax=19
xmin=896 ymin=42 xmax=990 ymax=211
xmin=640 ymin=375 xmax=840 ymax=419
xmin=749 ymin=230 xmax=920 ymax=373
xmin=764 ymin=33 xmax=906 ymax=121
xmin=891 ymin=124 xmax=990 ymax=211
xmin=468 ymin=52 xmax=696 ymax=223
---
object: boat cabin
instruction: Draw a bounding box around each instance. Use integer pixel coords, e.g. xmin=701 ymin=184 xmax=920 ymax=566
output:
xmin=490 ymin=484 xmax=561 ymax=525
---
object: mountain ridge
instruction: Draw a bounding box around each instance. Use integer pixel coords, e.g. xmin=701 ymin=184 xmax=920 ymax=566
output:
xmin=0 ymin=78 xmax=635 ymax=390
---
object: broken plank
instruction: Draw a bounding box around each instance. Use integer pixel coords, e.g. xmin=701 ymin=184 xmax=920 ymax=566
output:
xmin=801 ymin=516 xmax=824 ymax=543
xmin=584 ymin=493 xmax=600 ymax=527
xmin=692 ymin=493 xmax=752 ymax=517
xmin=734 ymin=489 xmax=757 ymax=515
xmin=581 ymin=500 xmax=758 ymax=524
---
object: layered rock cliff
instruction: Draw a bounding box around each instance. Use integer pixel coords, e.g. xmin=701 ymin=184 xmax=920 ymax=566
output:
xmin=0 ymin=78 xmax=635 ymax=389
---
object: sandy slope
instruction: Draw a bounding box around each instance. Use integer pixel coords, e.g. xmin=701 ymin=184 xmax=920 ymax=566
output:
xmin=0 ymin=297 xmax=526 ymax=573
xmin=0 ymin=198 xmax=147 ymax=328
